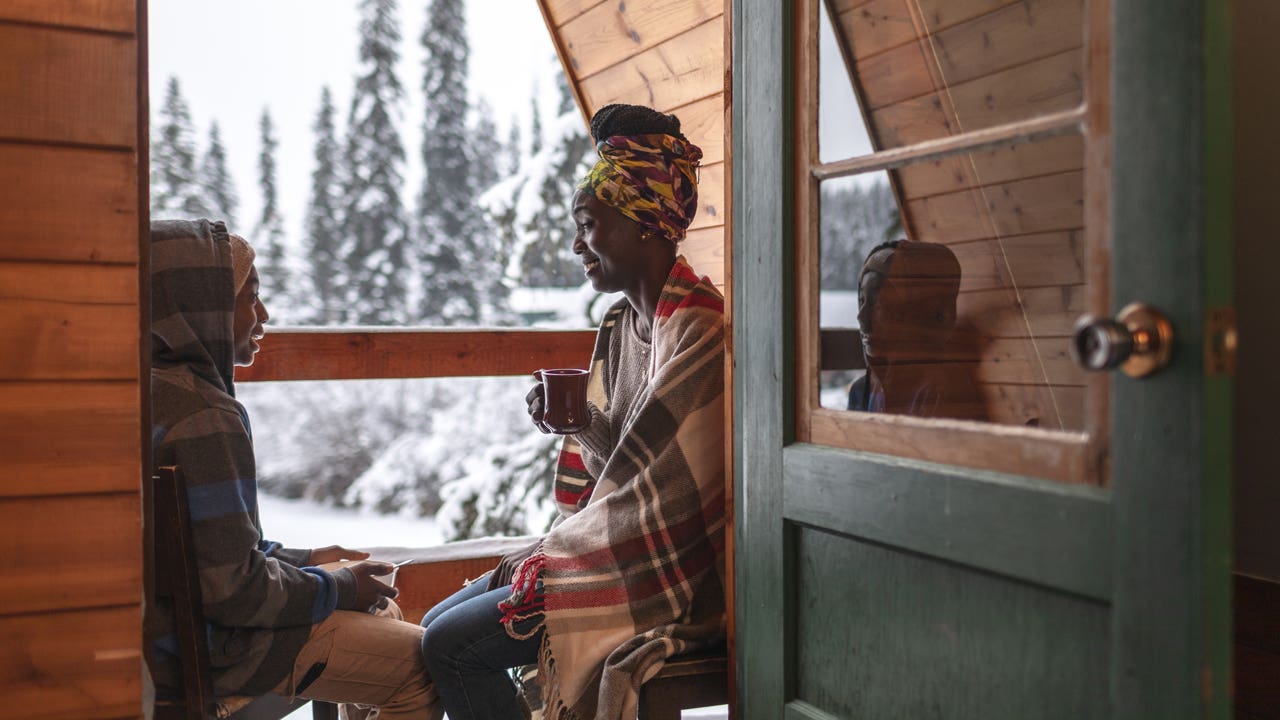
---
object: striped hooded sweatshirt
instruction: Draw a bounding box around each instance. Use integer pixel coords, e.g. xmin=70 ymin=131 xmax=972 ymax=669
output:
xmin=147 ymin=219 xmax=357 ymax=696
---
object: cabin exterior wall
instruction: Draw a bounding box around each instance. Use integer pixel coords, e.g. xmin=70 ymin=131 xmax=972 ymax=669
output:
xmin=0 ymin=1 xmax=146 ymax=717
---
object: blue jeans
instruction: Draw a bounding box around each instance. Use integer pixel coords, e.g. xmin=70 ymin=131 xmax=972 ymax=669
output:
xmin=419 ymin=579 xmax=543 ymax=720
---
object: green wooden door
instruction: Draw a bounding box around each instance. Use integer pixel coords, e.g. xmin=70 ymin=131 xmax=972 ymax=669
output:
xmin=731 ymin=0 xmax=1233 ymax=717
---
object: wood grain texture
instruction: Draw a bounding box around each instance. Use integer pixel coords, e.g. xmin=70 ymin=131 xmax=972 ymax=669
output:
xmin=578 ymin=19 xmax=723 ymax=116
xmin=853 ymin=0 xmax=1083 ymax=113
xmin=0 ymin=381 xmax=140 ymax=498
xmin=0 ymin=262 xmax=138 ymax=381
xmin=672 ymin=94 xmax=726 ymax=165
xmin=869 ymin=49 xmax=1084 ymax=148
xmin=833 ymin=0 xmax=1024 ymax=61
xmin=731 ymin=0 xmax=790 ymax=714
xmin=236 ymin=329 xmax=598 ymax=383
xmin=894 ymin=131 xmax=1083 ymax=200
xmin=0 ymin=605 xmax=142 ymax=719
xmin=907 ymin=170 xmax=1083 ymax=244
xmin=560 ymin=0 xmax=722 ymax=79
xmin=394 ymin=556 xmax=504 ymax=625
xmin=542 ymin=0 xmax=607 ymax=27
xmin=957 ymin=284 xmax=1085 ymax=337
xmin=0 ymin=494 xmax=141 ymax=615
xmin=688 ymin=161 xmax=725 ymax=231
xmin=808 ymin=407 xmax=1094 ymax=483
xmin=0 ymin=24 xmax=137 ymax=147
xmin=0 ymin=144 xmax=138 ymax=263
xmin=681 ymin=225 xmax=726 ymax=289
xmin=0 ymin=0 xmax=136 ymax=33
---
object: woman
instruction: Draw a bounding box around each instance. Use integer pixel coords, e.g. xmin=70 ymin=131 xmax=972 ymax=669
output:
xmin=420 ymin=104 xmax=726 ymax=720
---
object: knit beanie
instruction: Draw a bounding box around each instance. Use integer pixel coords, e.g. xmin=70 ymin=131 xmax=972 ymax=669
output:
xmin=228 ymin=234 xmax=256 ymax=293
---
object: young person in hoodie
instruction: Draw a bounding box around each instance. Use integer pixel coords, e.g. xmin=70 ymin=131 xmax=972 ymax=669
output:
xmin=148 ymin=219 xmax=437 ymax=718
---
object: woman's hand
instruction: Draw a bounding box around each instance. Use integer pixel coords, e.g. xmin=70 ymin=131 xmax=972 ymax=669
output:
xmin=309 ymin=545 xmax=370 ymax=565
xmin=487 ymin=539 xmax=543 ymax=591
xmin=526 ymin=371 xmax=550 ymax=433
xmin=347 ymin=560 xmax=399 ymax=612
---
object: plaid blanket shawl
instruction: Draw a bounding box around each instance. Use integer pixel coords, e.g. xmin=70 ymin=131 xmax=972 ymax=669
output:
xmin=502 ymin=257 xmax=727 ymax=720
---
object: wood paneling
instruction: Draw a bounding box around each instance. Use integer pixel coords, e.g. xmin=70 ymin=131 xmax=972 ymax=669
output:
xmin=236 ymin=329 xmax=599 ymax=383
xmin=907 ymin=170 xmax=1083 ymax=244
xmin=981 ymin=383 xmax=1084 ymax=430
xmin=0 ymin=24 xmax=136 ymax=147
xmin=542 ymin=0 xmax=607 ymax=28
xmin=833 ymin=0 xmax=1024 ymax=61
xmin=688 ymin=161 xmax=725 ymax=231
xmin=869 ymin=49 xmax=1084 ymax=148
xmin=559 ymin=0 xmax=721 ymax=79
xmin=0 ymin=1 xmax=136 ymax=33
xmin=895 ymin=130 xmax=1083 ymax=200
xmin=0 ymin=382 xmax=140 ymax=498
xmin=673 ymin=94 xmax=726 ymax=165
xmin=958 ymin=285 xmax=1086 ymax=338
xmin=2 ymin=0 xmax=143 ymax=715
xmin=0 ymin=144 xmax=138 ymax=263
xmin=682 ymin=226 xmax=726 ymax=287
xmin=578 ymin=19 xmax=723 ymax=115
xmin=0 ymin=606 xmax=142 ymax=719
xmin=0 ymin=262 xmax=138 ymax=381
xmin=0 ymin=494 xmax=141 ymax=615
xmin=951 ymin=231 xmax=1086 ymax=292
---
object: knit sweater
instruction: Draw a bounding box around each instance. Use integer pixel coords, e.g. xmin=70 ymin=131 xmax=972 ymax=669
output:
xmin=147 ymin=219 xmax=357 ymax=697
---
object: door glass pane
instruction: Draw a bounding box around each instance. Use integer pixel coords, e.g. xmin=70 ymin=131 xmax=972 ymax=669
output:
xmin=817 ymin=131 xmax=1090 ymax=430
xmin=822 ymin=0 xmax=1086 ymax=155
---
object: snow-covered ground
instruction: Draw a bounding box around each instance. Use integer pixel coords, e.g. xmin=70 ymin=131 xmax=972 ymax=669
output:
xmin=259 ymin=492 xmax=442 ymax=550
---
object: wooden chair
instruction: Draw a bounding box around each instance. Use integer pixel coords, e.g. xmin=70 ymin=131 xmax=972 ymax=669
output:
xmin=151 ymin=466 xmax=336 ymax=720
xmin=637 ymin=646 xmax=729 ymax=720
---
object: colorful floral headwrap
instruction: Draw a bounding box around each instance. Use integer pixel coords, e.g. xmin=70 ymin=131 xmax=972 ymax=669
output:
xmin=577 ymin=133 xmax=703 ymax=243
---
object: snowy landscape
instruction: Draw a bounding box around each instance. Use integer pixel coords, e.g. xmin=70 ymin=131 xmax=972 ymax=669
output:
xmin=151 ymin=0 xmax=894 ymax=542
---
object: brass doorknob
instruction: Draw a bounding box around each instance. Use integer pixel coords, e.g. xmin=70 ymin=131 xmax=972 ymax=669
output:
xmin=1070 ymin=303 xmax=1174 ymax=378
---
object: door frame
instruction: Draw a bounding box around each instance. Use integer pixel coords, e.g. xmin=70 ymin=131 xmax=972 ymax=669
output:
xmin=731 ymin=0 xmax=1232 ymax=716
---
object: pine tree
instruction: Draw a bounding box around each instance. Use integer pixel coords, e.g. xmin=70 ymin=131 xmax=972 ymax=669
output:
xmin=304 ymin=87 xmax=344 ymax=325
xmin=200 ymin=121 xmax=238 ymax=228
xmin=504 ymin=114 xmax=523 ymax=177
xmin=529 ymin=88 xmax=543 ymax=155
xmin=341 ymin=0 xmax=411 ymax=325
xmin=255 ymin=109 xmax=289 ymax=304
xmin=417 ymin=0 xmax=486 ymax=324
xmin=152 ymin=77 xmax=210 ymax=218
xmin=517 ymin=74 xmax=592 ymax=287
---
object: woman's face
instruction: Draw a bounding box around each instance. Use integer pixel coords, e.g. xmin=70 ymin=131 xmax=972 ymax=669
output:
xmin=571 ymin=189 xmax=646 ymax=294
xmin=232 ymin=265 xmax=269 ymax=367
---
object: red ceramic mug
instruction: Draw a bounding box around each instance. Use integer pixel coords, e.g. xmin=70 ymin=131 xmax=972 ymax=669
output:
xmin=537 ymin=368 xmax=590 ymax=434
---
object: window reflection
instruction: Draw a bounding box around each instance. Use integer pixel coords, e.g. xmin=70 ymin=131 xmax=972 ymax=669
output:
xmin=849 ymin=240 xmax=986 ymax=421
xmin=817 ymin=133 xmax=1089 ymax=430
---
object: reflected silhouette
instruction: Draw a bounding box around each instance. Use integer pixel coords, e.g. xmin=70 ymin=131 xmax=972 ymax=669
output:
xmin=848 ymin=240 xmax=987 ymax=421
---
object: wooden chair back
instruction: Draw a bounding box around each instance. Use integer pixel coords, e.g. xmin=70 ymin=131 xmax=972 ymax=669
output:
xmin=637 ymin=646 xmax=729 ymax=720
xmin=152 ymin=465 xmax=216 ymax=720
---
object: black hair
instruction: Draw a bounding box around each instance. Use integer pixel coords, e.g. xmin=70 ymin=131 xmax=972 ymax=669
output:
xmin=589 ymin=103 xmax=686 ymax=144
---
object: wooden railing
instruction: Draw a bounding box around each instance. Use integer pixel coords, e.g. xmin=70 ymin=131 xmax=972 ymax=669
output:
xmin=237 ymin=328 xmax=598 ymax=382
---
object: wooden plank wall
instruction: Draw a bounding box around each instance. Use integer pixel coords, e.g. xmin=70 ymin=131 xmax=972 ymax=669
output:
xmin=538 ymin=0 xmax=728 ymax=290
xmin=829 ymin=0 xmax=1088 ymax=429
xmin=0 ymin=1 xmax=144 ymax=717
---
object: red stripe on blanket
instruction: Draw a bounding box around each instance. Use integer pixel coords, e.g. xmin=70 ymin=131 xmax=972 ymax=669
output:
xmin=543 ymin=492 xmax=726 ymax=609
xmin=553 ymin=489 xmax=726 ymax=571
xmin=557 ymin=448 xmax=586 ymax=471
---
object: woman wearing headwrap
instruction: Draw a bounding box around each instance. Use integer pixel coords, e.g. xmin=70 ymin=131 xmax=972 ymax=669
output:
xmin=420 ymin=104 xmax=726 ymax=720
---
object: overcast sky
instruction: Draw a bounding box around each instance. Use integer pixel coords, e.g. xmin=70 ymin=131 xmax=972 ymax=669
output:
xmin=149 ymin=0 xmax=562 ymax=240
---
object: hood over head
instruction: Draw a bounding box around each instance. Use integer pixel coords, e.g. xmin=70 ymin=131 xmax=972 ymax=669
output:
xmin=150 ymin=218 xmax=237 ymax=395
